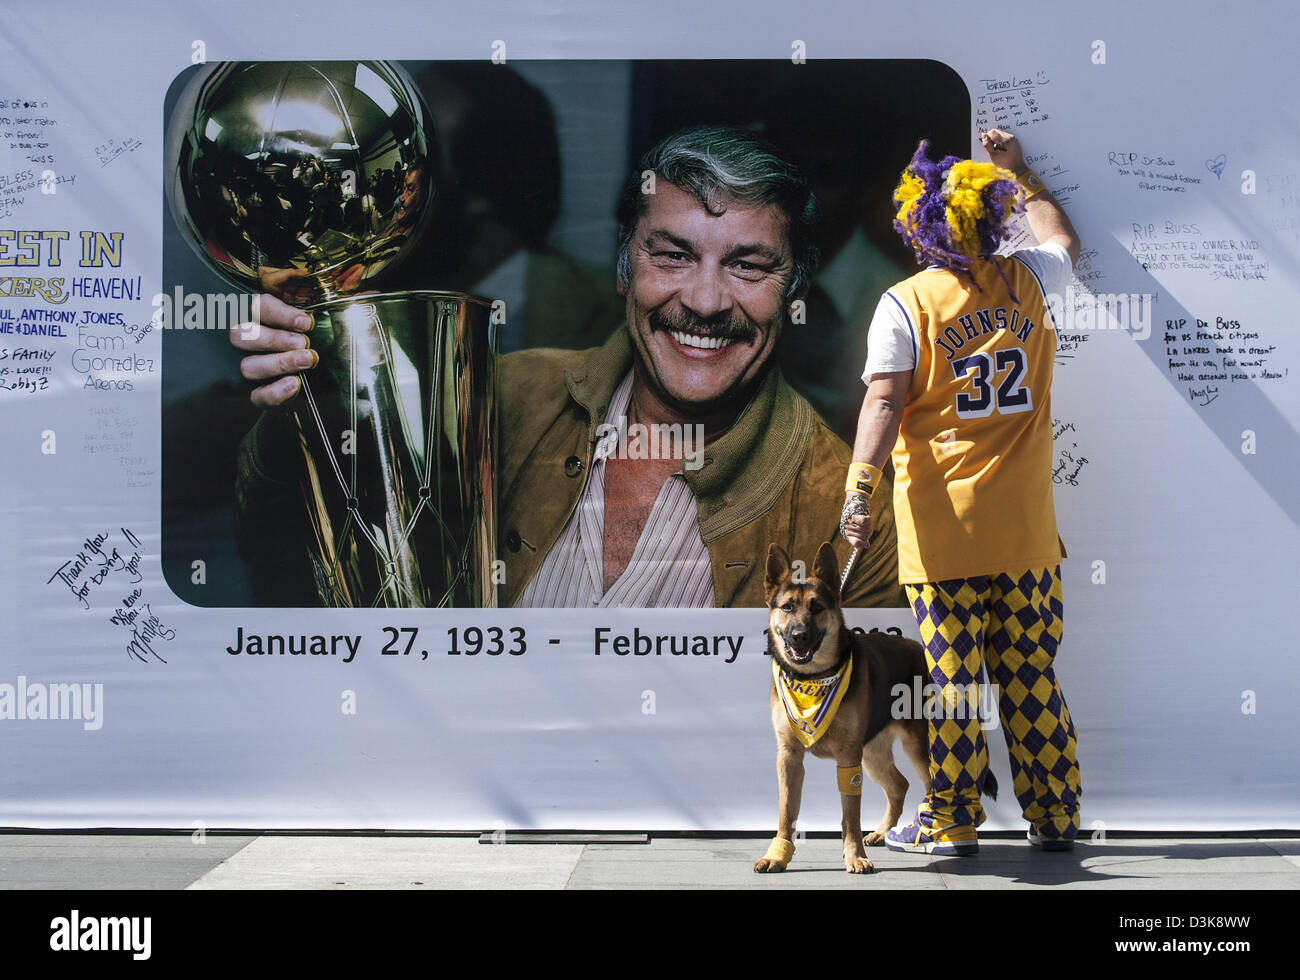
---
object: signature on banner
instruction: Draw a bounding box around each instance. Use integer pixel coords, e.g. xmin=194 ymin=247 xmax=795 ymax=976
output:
xmin=47 ymin=526 xmax=177 ymax=663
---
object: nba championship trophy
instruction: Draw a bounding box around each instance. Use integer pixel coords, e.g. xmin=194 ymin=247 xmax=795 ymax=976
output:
xmin=166 ymin=61 xmax=497 ymax=607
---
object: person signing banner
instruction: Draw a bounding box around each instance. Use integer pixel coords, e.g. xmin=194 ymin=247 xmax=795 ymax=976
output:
xmin=841 ymin=128 xmax=1084 ymax=853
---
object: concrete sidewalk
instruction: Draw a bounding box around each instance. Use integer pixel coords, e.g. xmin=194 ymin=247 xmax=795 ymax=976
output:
xmin=1 ymin=834 xmax=1298 ymax=889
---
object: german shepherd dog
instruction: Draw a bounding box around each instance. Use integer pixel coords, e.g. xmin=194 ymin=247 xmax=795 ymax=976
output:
xmin=755 ymin=542 xmax=996 ymax=873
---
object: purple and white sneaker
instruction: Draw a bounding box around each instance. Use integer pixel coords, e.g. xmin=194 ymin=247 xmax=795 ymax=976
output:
xmin=885 ymin=820 xmax=979 ymax=856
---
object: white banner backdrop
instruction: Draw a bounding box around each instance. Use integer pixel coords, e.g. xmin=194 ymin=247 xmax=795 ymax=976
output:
xmin=0 ymin=0 xmax=1297 ymax=831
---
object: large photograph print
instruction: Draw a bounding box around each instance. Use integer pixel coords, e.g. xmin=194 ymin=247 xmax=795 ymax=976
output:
xmin=160 ymin=59 xmax=968 ymax=609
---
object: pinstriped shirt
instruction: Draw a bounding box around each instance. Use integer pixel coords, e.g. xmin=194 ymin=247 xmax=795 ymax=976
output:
xmin=516 ymin=372 xmax=716 ymax=608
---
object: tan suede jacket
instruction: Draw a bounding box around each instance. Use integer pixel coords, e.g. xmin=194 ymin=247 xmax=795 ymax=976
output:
xmin=496 ymin=328 xmax=905 ymax=608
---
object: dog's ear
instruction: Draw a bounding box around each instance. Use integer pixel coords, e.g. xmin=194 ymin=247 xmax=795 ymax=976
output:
xmin=765 ymin=544 xmax=791 ymax=606
xmin=814 ymin=542 xmax=841 ymax=602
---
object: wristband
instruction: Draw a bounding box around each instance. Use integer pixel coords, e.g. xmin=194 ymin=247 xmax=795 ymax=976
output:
xmin=845 ymin=461 xmax=883 ymax=497
xmin=1016 ymin=168 xmax=1046 ymax=199
xmin=762 ymin=837 xmax=796 ymax=864
xmin=837 ymin=765 xmax=865 ymax=796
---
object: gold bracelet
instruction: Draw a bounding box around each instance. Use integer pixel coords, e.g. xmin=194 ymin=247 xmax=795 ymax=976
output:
xmin=1016 ymin=168 xmax=1046 ymax=199
xmin=846 ymin=461 xmax=883 ymax=497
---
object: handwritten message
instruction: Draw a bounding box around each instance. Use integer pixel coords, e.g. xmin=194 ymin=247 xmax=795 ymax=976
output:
xmin=1162 ymin=315 xmax=1285 ymax=407
xmin=1022 ymin=150 xmax=1079 ymax=205
xmin=47 ymin=527 xmax=177 ymax=663
xmin=0 ymin=97 xmax=62 ymax=219
xmin=1052 ymin=419 xmax=1089 ymax=488
xmin=975 ymin=71 xmax=1052 ymax=133
xmin=82 ymin=405 xmax=152 ymax=485
xmin=1128 ymin=222 xmax=1270 ymax=282
xmin=94 ymin=137 xmax=142 ymax=168
xmin=1107 ymin=151 xmax=1206 ymax=194
xmin=1264 ymin=171 xmax=1300 ymax=245
xmin=0 ymin=342 xmax=54 ymax=394
xmin=0 ymin=229 xmax=152 ymax=395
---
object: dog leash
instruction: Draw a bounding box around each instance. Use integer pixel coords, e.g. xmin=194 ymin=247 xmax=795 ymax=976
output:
xmin=840 ymin=547 xmax=859 ymax=589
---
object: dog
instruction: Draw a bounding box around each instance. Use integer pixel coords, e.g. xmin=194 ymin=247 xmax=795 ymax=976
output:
xmin=754 ymin=542 xmax=997 ymax=874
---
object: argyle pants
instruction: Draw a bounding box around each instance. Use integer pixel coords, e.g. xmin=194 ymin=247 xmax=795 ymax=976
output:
xmin=904 ymin=565 xmax=1081 ymax=841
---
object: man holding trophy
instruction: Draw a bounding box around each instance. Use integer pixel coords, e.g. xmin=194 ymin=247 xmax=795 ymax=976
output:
xmin=169 ymin=61 xmax=496 ymax=609
xmin=195 ymin=62 xmax=903 ymax=608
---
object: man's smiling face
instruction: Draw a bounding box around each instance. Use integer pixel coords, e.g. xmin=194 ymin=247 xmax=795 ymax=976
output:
xmin=621 ymin=180 xmax=794 ymax=416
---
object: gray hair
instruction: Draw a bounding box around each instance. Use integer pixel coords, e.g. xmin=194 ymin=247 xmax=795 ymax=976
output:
xmin=615 ymin=125 xmax=821 ymax=306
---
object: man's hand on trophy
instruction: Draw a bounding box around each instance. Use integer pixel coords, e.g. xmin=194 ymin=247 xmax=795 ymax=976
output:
xmin=229 ymin=292 xmax=317 ymax=407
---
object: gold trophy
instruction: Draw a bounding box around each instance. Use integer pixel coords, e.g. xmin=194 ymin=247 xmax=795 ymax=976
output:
xmin=166 ymin=61 xmax=497 ymax=606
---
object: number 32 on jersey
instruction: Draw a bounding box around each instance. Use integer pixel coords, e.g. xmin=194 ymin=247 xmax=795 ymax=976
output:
xmin=952 ymin=348 xmax=1032 ymax=418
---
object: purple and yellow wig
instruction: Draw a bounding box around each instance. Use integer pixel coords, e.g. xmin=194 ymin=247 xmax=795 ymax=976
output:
xmin=892 ymin=140 xmax=1020 ymax=279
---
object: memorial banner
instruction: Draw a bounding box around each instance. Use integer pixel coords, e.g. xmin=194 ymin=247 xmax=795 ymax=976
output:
xmin=1 ymin=1 xmax=1296 ymax=832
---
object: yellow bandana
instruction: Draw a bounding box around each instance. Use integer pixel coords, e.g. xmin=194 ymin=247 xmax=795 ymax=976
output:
xmin=773 ymin=657 xmax=853 ymax=747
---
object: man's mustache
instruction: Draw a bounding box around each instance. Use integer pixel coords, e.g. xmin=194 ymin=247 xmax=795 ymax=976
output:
xmin=649 ymin=307 xmax=758 ymax=344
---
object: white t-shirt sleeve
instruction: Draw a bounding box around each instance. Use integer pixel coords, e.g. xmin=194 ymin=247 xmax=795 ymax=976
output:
xmin=1012 ymin=241 xmax=1073 ymax=309
xmin=861 ymin=291 xmax=918 ymax=381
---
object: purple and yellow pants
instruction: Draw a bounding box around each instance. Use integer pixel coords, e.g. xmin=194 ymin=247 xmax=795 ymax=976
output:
xmin=905 ymin=565 xmax=1081 ymax=842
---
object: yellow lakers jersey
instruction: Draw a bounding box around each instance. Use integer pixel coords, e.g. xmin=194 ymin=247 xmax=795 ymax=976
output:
xmin=885 ymin=255 xmax=1064 ymax=582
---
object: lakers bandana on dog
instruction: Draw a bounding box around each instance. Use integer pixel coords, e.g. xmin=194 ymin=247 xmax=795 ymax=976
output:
xmin=773 ymin=658 xmax=853 ymax=747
